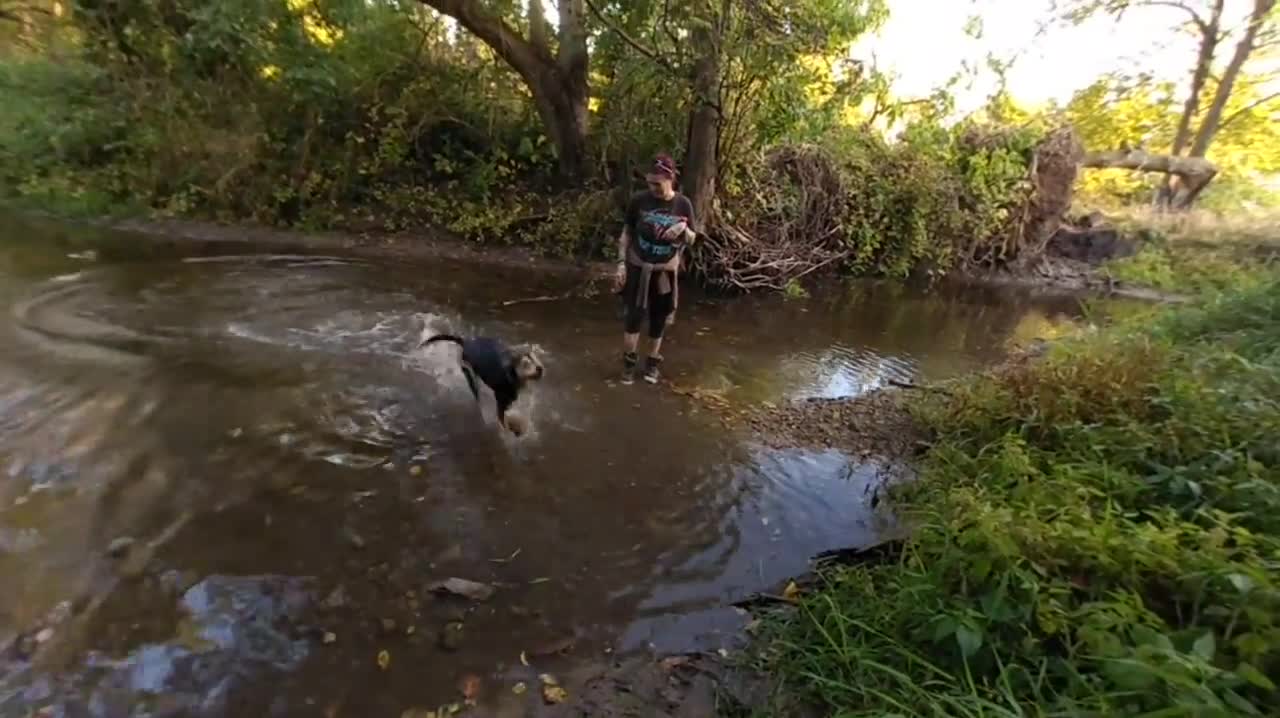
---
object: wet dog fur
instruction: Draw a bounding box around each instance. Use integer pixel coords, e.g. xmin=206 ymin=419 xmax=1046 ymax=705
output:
xmin=419 ymin=334 xmax=544 ymax=435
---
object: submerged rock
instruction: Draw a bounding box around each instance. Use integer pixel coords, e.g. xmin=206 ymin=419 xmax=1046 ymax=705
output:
xmin=0 ymin=575 xmax=314 ymax=718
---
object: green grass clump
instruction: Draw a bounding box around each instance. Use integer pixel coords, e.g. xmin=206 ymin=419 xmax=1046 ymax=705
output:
xmin=762 ymin=279 xmax=1280 ymax=716
xmin=1102 ymin=208 xmax=1280 ymax=297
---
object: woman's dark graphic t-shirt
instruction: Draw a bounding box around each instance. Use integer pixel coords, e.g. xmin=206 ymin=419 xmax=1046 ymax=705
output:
xmin=624 ymin=191 xmax=694 ymax=264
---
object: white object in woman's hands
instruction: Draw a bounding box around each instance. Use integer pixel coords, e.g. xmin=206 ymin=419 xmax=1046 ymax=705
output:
xmin=659 ymin=220 xmax=689 ymax=243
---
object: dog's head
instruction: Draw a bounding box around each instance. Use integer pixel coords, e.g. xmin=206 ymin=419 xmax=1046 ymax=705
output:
xmin=508 ymin=344 xmax=546 ymax=382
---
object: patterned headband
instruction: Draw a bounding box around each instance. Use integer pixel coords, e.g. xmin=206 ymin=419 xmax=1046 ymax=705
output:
xmin=650 ymin=155 xmax=678 ymax=179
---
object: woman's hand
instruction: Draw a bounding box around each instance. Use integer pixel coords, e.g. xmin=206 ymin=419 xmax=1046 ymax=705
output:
xmin=659 ymin=220 xmax=690 ymax=244
xmin=612 ymin=261 xmax=626 ymax=292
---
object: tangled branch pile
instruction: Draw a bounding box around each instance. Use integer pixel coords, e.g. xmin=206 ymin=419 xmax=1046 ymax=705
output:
xmin=693 ymin=125 xmax=1080 ymax=292
xmin=694 ymin=145 xmax=852 ymax=291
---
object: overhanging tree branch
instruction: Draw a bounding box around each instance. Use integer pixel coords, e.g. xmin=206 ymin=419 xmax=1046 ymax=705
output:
xmin=1139 ymin=0 xmax=1211 ymax=32
xmin=583 ymin=0 xmax=678 ymax=74
xmin=416 ymin=0 xmax=552 ymax=83
xmin=1084 ymin=149 xmax=1219 ymax=208
xmin=1218 ymin=90 xmax=1280 ymax=131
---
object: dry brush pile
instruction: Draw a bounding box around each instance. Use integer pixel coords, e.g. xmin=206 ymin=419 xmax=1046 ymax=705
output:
xmin=690 ymin=126 xmax=1083 ymax=291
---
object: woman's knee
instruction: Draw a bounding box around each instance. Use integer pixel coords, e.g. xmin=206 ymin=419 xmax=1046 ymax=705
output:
xmin=623 ymin=305 xmax=646 ymax=334
xmin=647 ymin=299 xmax=674 ymax=339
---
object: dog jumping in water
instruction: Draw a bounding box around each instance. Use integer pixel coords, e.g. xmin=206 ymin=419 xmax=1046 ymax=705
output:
xmin=419 ymin=334 xmax=544 ymax=436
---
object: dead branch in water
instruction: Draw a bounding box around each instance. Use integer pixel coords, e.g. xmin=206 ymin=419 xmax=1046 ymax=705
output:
xmin=498 ymin=276 xmax=604 ymax=307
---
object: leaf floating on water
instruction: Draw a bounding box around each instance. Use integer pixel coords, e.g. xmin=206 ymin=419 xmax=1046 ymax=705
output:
xmin=782 ymin=580 xmax=801 ymax=603
xmin=429 ymin=578 xmax=495 ymax=601
xmin=519 ymin=651 xmax=530 ymax=666
xmin=530 ymin=635 xmax=575 ymax=657
xmin=527 ymin=577 xmax=551 ymax=586
xmin=409 ymin=465 xmax=423 ymax=476
xmin=489 ymin=548 xmax=522 ymax=564
xmin=322 ymin=631 xmax=337 ymax=645
xmin=541 ymin=684 xmax=568 ymax=705
xmin=376 ymin=649 xmax=391 ymax=670
xmin=400 ymin=709 xmax=436 ymax=718
xmin=539 ymin=673 xmax=559 ymax=687
xmin=512 ymin=682 xmax=527 ymax=695
xmin=458 ymin=674 xmax=482 ymax=704
xmin=660 ymin=656 xmax=691 ymax=672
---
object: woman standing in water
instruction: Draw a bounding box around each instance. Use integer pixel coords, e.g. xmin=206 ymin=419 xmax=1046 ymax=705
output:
xmin=613 ymin=153 xmax=697 ymax=384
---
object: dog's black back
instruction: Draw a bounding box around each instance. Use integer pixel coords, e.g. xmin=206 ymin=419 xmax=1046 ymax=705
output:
xmin=421 ymin=334 xmax=524 ymax=420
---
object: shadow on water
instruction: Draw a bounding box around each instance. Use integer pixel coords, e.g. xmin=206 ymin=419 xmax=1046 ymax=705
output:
xmin=0 ymin=212 xmax=1110 ymax=715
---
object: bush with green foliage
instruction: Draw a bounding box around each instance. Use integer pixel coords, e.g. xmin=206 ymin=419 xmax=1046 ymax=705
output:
xmin=762 ymin=278 xmax=1280 ymax=715
xmin=1 ymin=0 xmax=1053 ymax=277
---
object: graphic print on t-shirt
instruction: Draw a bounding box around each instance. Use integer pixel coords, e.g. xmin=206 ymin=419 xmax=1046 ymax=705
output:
xmin=636 ymin=208 xmax=684 ymax=259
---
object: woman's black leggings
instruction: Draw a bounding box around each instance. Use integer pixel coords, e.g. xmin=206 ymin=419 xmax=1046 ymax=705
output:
xmin=621 ymin=265 xmax=675 ymax=339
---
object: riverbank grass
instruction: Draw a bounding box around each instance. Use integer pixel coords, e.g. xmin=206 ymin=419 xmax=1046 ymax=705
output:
xmin=1104 ymin=208 xmax=1280 ymax=296
xmin=762 ymin=278 xmax=1280 ymax=715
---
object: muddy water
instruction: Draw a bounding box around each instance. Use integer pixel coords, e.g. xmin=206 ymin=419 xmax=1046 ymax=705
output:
xmin=0 ymin=212 xmax=1098 ymax=716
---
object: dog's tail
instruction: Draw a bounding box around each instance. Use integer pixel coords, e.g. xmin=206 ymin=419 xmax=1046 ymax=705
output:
xmin=419 ymin=333 xmax=465 ymax=349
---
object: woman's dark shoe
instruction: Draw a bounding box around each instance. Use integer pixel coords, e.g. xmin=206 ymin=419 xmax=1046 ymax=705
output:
xmin=643 ymin=355 xmax=662 ymax=384
xmin=621 ymin=351 xmax=638 ymax=384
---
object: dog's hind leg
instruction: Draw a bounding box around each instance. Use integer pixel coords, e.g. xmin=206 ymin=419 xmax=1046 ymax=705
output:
xmin=460 ymin=362 xmax=482 ymax=403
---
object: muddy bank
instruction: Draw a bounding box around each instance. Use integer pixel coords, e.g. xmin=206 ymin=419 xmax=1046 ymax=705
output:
xmin=28 ymin=212 xmax=1179 ymax=303
xmin=99 ymin=217 xmax=616 ymax=280
xmin=964 ymin=255 xmax=1189 ymax=304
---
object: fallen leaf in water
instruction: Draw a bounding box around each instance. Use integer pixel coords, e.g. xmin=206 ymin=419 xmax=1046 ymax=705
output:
xmin=527 ymin=577 xmax=551 ymax=586
xmin=458 ymin=674 xmax=482 ymax=704
xmin=430 ymin=578 xmax=494 ymax=601
xmin=542 ymin=685 xmax=568 ymax=705
xmin=530 ymin=635 xmax=575 ymax=657
xmin=409 ymin=465 xmax=423 ymax=476
xmin=438 ymin=622 xmax=465 ymax=651
xmin=782 ymin=581 xmax=801 ymax=603
xmin=322 ymin=632 xmax=337 ymax=645
xmin=519 ymin=651 xmax=530 ymax=666
xmin=107 ymin=536 xmax=136 ymax=558
xmin=376 ymin=649 xmax=391 ymax=670
xmin=660 ymin=656 xmax=691 ymax=672
xmin=539 ymin=673 xmax=559 ymax=687
xmin=512 ymin=682 xmax=528 ymax=695
xmin=400 ymin=710 xmax=435 ymax=718
xmin=489 ymin=548 xmax=522 ymax=564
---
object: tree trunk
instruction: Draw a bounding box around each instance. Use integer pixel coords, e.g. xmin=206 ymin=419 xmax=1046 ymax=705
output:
xmin=682 ymin=10 xmax=722 ymax=231
xmin=415 ymin=0 xmax=589 ymax=182
xmin=1186 ymin=0 xmax=1275 ymax=160
xmin=1158 ymin=0 xmax=1224 ymax=207
xmin=1083 ymin=149 xmax=1219 ymax=208
xmin=681 ymin=2 xmax=729 ymax=232
xmin=555 ymin=0 xmax=589 ymax=184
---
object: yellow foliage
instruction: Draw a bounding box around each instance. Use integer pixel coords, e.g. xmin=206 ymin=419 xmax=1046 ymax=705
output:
xmin=286 ymin=0 xmax=342 ymax=47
